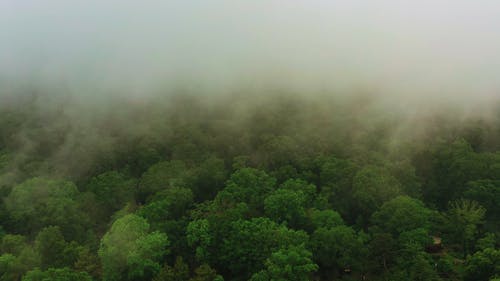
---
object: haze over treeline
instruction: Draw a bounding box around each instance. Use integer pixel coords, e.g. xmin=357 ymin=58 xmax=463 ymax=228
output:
xmin=1 ymin=1 xmax=500 ymax=104
xmin=1 ymin=2 xmax=500 ymax=281
xmin=1 ymin=0 xmax=499 ymax=182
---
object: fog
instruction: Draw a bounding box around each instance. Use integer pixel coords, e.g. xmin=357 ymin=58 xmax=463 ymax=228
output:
xmin=1 ymin=1 xmax=499 ymax=106
xmin=1 ymin=1 xmax=500 ymax=190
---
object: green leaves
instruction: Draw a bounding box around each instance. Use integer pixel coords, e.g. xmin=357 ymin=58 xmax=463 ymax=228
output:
xmin=0 ymin=254 xmax=20 ymax=281
xmin=371 ymin=196 xmax=431 ymax=236
xmin=215 ymin=168 xmax=276 ymax=213
xmin=352 ymin=166 xmax=402 ymax=220
xmin=464 ymin=248 xmax=500 ymax=281
xmin=138 ymin=187 xmax=194 ymax=232
xmin=446 ymin=199 xmax=486 ymax=258
xmin=85 ymin=171 xmax=136 ymax=214
xmin=22 ymin=267 xmax=92 ymax=281
xmin=35 ymin=226 xmax=69 ymax=269
xmin=186 ymin=219 xmax=211 ymax=263
xmin=5 ymin=178 xmax=79 ymax=221
xmin=264 ymin=189 xmax=306 ymax=227
xmin=153 ymin=257 xmax=189 ymax=281
xmin=98 ymin=214 xmax=169 ymax=281
xmin=139 ymin=161 xmax=191 ymax=201
xmin=4 ymin=178 xmax=88 ymax=241
xmin=127 ymin=232 xmax=170 ymax=280
xmin=464 ymin=180 xmax=500 ymax=222
xmin=1 ymin=99 xmax=500 ymax=281
xmin=250 ymin=245 xmax=318 ymax=281
xmin=219 ymin=218 xmax=308 ymax=278
xmin=308 ymin=209 xmax=344 ymax=230
xmin=310 ymin=226 xmax=366 ymax=272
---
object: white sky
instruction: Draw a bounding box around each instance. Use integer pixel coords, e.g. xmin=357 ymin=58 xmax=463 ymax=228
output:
xmin=1 ymin=1 xmax=499 ymax=102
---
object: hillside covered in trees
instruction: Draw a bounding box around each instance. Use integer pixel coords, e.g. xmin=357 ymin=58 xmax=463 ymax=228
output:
xmin=0 ymin=94 xmax=498 ymax=281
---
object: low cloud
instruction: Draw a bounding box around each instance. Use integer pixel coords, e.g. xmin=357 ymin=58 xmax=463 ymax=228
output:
xmin=0 ymin=1 xmax=499 ymax=105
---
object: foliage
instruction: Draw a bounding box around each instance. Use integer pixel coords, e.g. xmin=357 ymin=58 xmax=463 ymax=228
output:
xmin=250 ymin=245 xmax=318 ymax=281
xmin=371 ymin=196 xmax=432 ymax=235
xmin=0 ymin=96 xmax=499 ymax=281
xmin=446 ymin=199 xmax=486 ymax=258
xmin=351 ymin=165 xmax=402 ymax=221
xmin=464 ymin=248 xmax=500 ymax=281
xmin=85 ymin=171 xmax=136 ymax=215
xmin=4 ymin=178 xmax=88 ymax=241
xmin=264 ymin=188 xmax=306 ymax=227
xmin=219 ymin=218 xmax=308 ymax=279
xmin=309 ymin=225 xmax=366 ymax=274
xmin=98 ymin=214 xmax=170 ymax=281
xmin=22 ymin=267 xmax=92 ymax=281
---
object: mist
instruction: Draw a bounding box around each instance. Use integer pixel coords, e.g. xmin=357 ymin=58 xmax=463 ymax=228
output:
xmin=1 ymin=4 xmax=500 ymax=280
xmin=1 ymin=0 xmax=500 ymax=181
xmin=1 ymin=1 xmax=500 ymax=106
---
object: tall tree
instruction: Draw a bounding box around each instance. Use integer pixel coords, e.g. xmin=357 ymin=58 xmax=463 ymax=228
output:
xmin=4 ymin=178 xmax=88 ymax=241
xmin=98 ymin=214 xmax=169 ymax=281
xmin=371 ymin=196 xmax=432 ymax=236
xmin=446 ymin=199 xmax=486 ymax=258
xmin=309 ymin=226 xmax=366 ymax=277
xmin=250 ymin=245 xmax=318 ymax=281
xmin=219 ymin=218 xmax=308 ymax=279
xmin=351 ymin=166 xmax=401 ymax=222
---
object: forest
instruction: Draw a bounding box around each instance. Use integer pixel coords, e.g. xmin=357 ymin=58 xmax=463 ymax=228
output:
xmin=0 ymin=93 xmax=498 ymax=281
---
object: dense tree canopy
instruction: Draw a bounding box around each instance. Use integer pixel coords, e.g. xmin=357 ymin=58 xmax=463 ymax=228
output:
xmin=0 ymin=95 xmax=499 ymax=280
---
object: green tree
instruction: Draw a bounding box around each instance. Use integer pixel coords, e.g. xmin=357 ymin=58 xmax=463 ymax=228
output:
xmin=139 ymin=187 xmax=193 ymax=223
xmin=368 ymin=233 xmax=397 ymax=274
xmin=435 ymin=253 xmax=462 ymax=280
xmin=73 ymin=247 xmax=102 ymax=280
xmin=464 ymin=180 xmax=500 ymax=224
xmin=189 ymin=264 xmax=223 ymax=281
xmin=98 ymin=214 xmax=170 ymax=281
xmin=85 ymin=171 xmax=136 ymax=215
xmin=464 ymin=248 xmax=500 ymax=281
xmin=215 ymin=168 xmax=276 ymax=214
xmin=35 ymin=226 xmax=68 ymax=269
xmin=187 ymin=201 xmax=249 ymax=267
xmin=352 ymin=166 xmax=401 ymax=221
xmin=0 ymin=234 xmax=27 ymax=256
xmin=137 ymin=187 xmax=193 ymax=257
xmin=139 ymin=161 xmax=191 ymax=201
xmin=153 ymin=256 xmax=189 ymax=281
xmin=318 ymin=157 xmax=358 ymax=219
xmin=309 ymin=226 xmax=366 ymax=276
xmin=388 ymin=160 xmax=423 ymax=198
xmin=397 ymin=228 xmax=432 ymax=251
xmin=0 ymin=254 xmax=20 ymax=281
xmin=318 ymin=157 xmax=357 ymax=192
xmin=0 ymin=249 xmax=39 ymax=280
xmin=446 ymin=199 xmax=486 ymax=258
xmin=476 ymin=233 xmax=497 ymax=251
xmin=4 ymin=178 xmax=88 ymax=241
xmin=250 ymin=245 xmax=318 ymax=281
xmin=264 ymin=189 xmax=306 ymax=228
xmin=421 ymin=139 xmax=500 ymax=207
xmin=191 ymin=156 xmax=227 ymax=201
xmin=308 ymin=209 xmax=344 ymax=230
xmin=256 ymin=135 xmax=301 ymax=169
xmin=186 ymin=219 xmax=212 ymax=263
xmin=22 ymin=267 xmax=92 ymax=281
xmin=219 ymin=218 xmax=308 ymax=279
xmin=279 ymin=179 xmax=316 ymax=207
xmin=127 ymin=231 xmax=170 ymax=280
xmin=391 ymin=252 xmax=440 ymax=281
xmin=371 ymin=196 xmax=432 ymax=236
